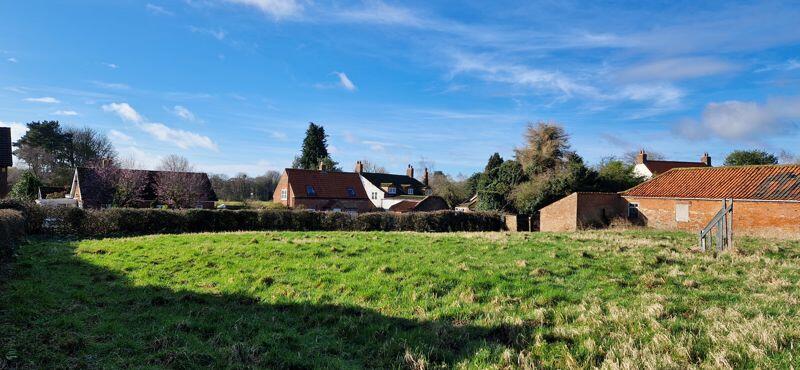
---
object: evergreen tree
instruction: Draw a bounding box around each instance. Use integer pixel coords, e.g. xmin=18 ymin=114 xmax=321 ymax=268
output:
xmin=484 ymin=153 xmax=503 ymax=173
xmin=724 ymin=150 xmax=778 ymax=166
xmin=295 ymin=122 xmax=331 ymax=170
xmin=10 ymin=171 xmax=43 ymax=201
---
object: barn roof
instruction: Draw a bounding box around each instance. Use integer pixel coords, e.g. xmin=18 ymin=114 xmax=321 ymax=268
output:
xmin=623 ymin=165 xmax=800 ymax=201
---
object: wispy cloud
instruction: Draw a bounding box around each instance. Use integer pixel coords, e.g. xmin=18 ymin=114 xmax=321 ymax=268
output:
xmin=617 ymin=57 xmax=738 ymax=81
xmin=102 ymin=102 xmax=218 ymax=151
xmin=189 ymin=26 xmax=227 ymax=40
xmin=270 ymin=131 xmax=288 ymax=140
xmin=108 ymin=129 xmax=134 ymax=144
xmin=756 ymin=58 xmax=800 ymax=73
xmin=221 ymin=0 xmax=302 ymax=19
xmin=172 ymin=105 xmax=197 ymax=122
xmin=146 ymin=3 xmax=173 ymax=16
xmin=91 ymin=80 xmax=130 ymax=90
xmin=6 ymin=57 xmax=17 ymax=63
xmin=53 ymin=110 xmax=78 ymax=116
xmin=335 ymin=72 xmax=357 ymax=91
xmin=24 ymin=96 xmax=60 ymax=104
xmin=674 ymin=96 xmax=800 ymax=140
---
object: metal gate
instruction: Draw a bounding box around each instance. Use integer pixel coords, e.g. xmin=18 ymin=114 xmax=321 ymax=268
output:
xmin=699 ymin=199 xmax=733 ymax=252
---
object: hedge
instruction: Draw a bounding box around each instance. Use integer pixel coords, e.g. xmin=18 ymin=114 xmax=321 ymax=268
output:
xmin=0 ymin=209 xmax=26 ymax=262
xmin=38 ymin=207 xmax=504 ymax=236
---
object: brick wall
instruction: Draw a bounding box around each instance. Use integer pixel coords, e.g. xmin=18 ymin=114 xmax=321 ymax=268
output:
xmin=272 ymin=174 xmax=291 ymax=208
xmin=576 ymin=193 xmax=627 ymax=228
xmin=624 ymin=197 xmax=800 ymax=238
xmin=540 ymin=193 xmax=578 ymax=231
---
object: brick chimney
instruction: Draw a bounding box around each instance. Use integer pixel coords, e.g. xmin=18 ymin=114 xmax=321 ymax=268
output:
xmin=635 ymin=149 xmax=648 ymax=164
xmin=406 ymin=164 xmax=414 ymax=178
xmin=422 ymin=168 xmax=429 ymax=186
xmin=701 ymin=152 xmax=711 ymax=166
xmin=0 ymin=127 xmax=11 ymax=198
xmin=354 ymin=160 xmax=363 ymax=173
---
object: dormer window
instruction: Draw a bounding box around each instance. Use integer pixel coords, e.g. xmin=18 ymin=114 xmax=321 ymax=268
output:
xmin=346 ymin=187 xmax=356 ymax=197
xmin=407 ymin=188 xmax=414 ymax=195
xmin=306 ymin=185 xmax=316 ymax=196
xmin=387 ymin=187 xmax=397 ymax=195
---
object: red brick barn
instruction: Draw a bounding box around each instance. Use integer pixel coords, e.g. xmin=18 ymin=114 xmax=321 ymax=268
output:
xmin=622 ymin=165 xmax=800 ymax=238
xmin=539 ymin=192 xmax=627 ymax=232
xmin=272 ymin=168 xmax=375 ymax=213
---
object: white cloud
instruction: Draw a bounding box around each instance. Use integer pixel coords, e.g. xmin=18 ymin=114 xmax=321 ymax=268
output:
xmin=139 ymin=123 xmax=218 ymax=151
xmin=222 ymin=0 xmax=302 ymax=19
xmin=24 ymin=96 xmax=60 ymax=104
xmin=675 ymin=97 xmax=800 ymax=140
xmin=335 ymin=72 xmax=357 ymax=91
xmin=270 ymin=131 xmax=288 ymax=140
xmin=617 ymin=84 xmax=684 ymax=107
xmin=189 ymin=26 xmax=227 ymax=40
xmin=92 ymin=81 xmax=130 ymax=90
xmin=102 ymin=102 xmax=218 ymax=151
xmin=172 ymin=105 xmax=197 ymax=122
xmin=756 ymin=59 xmax=800 ymax=73
xmin=103 ymin=62 xmax=119 ymax=69
xmin=103 ymin=102 xmax=144 ymax=123
xmin=451 ymin=53 xmax=601 ymax=99
xmin=7 ymin=58 xmax=17 ymax=63
xmin=53 ymin=110 xmax=79 ymax=116
xmin=108 ymin=129 xmax=134 ymax=144
xmin=618 ymin=57 xmax=738 ymax=81
xmin=146 ymin=3 xmax=173 ymax=16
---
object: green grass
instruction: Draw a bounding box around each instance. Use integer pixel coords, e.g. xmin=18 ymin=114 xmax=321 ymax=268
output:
xmin=1 ymin=231 xmax=799 ymax=368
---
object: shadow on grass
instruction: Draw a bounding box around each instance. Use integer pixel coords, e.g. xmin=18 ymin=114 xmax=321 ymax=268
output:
xmin=0 ymin=238 xmax=537 ymax=368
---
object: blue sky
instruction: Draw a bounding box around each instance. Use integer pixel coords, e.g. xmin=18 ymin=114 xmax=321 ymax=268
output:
xmin=1 ymin=0 xmax=799 ymax=176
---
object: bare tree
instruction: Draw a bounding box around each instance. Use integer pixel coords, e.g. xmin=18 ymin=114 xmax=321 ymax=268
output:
xmin=622 ymin=150 xmax=665 ymax=164
xmin=155 ymin=172 xmax=204 ymax=208
xmin=514 ymin=122 xmax=571 ymax=175
xmin=359 ymin=159 xmax=387 ymax=173
xmin=157 ymin=154 xmax=194 ymax=172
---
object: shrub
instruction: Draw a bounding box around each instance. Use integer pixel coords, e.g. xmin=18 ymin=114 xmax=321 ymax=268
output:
xmin=37 ymin=208 xmax=504 ymax=236
xmin=0 ymin=199 xmax=45 ymax=234
xmin=0 ymin=210 xmax=26 ymax=261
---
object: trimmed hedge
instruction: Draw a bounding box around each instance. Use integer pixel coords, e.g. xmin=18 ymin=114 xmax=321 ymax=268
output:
xmin=0 ymin=209 xmax=26 ymax=261
xmin=39 ymin=207 xmax=504 ymax=236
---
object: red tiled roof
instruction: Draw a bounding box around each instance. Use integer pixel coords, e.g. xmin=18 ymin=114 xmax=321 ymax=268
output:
xmin=643 ymin=160 xmax=708 ymax=175
xmin=623 ymin=165 xmax=800 ymax=201
xmin=388 ymin=200 xmax=419 ymax=212
xmin=285 ymin=169 xmax=369 ymax=199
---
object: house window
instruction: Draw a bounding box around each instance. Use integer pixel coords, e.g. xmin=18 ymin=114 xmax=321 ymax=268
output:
xmin=628 ymin=203 xmax=639 ymax=219
xmin=407 ymin=188 xmax=414 ymax=195
xmin=675 ymin=203 xmax=689 ymax=222
xmin=346 ymin=187 xmax=356 ymax=197
xmin=371 ymin=192 xmax=378 ymax=200
xmin=306 ymin=185 xmax=316 ymax=196
xmin=388 ymin=187 xmax=397 ymax=195
xmin=280 ymin=189 xmax=288 ymax=200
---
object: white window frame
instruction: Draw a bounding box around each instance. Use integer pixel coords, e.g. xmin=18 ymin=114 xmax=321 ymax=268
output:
xmin=280 ymin=189 xmax=288 ymax=200
xmin=388 ymin=187 xmax=397 ymax=195
xmin=371 ymin=192 xmax=378 ymax=200
xmin=675 ymin=203 xmax=689 ymax=222
xmin=407 ymin=188 xmax=414 ymax=195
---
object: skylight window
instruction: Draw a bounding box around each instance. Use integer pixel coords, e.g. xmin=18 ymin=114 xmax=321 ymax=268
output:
xmin=346 ymin=187 xmax=356 ymax=197
xmin=306 ymin=185 xmax=316 ymax=196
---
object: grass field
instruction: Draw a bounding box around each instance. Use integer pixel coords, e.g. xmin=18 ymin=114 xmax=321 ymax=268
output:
xmin=1 ymin=231 xmax=799 ymax=368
